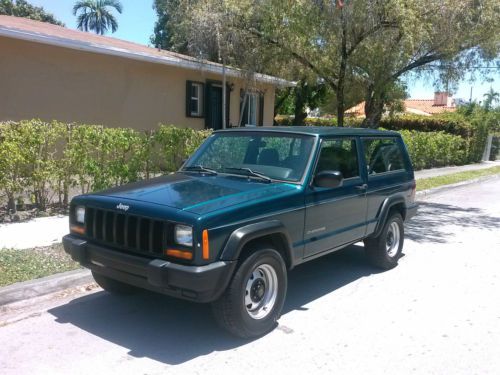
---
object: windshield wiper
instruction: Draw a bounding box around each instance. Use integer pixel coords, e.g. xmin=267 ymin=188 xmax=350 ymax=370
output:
xmin=183 ymin=165 xmax=218 ymax=175
xmin=223 ymin=167 xmax=272 ymax=183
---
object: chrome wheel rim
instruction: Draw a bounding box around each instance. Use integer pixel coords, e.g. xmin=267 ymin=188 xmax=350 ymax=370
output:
xmin=386 ymin=221 xmax=400 ymax=257
xmin=244 ymin=264 xmax=278 ymax=320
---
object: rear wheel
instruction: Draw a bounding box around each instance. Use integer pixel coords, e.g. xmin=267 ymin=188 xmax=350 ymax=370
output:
xmin=364 ymin=212 xmax=404 ymax=270
xmin=92 ymin=271 xmax=138 ymax=295
xmin=211 ymin=247 xmax=287 ymax=338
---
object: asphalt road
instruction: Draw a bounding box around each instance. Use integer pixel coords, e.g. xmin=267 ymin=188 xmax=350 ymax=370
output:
xmin=1 ymin=177 xmax=499 ymax=375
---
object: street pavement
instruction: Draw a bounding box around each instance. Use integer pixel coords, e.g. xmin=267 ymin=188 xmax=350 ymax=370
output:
xmin=1 ymin=177 xmax=499 ymax=375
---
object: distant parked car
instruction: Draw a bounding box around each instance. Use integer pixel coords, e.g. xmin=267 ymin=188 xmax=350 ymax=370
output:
xmin=64 ymin=126 xmax=417 ymax=338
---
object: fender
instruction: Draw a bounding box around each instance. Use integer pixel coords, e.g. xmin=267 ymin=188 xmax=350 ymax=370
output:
xmin=219 ymin=220 xmax=294 ymax=269
xmin=371 ymin=195 xmax=406 ymax=238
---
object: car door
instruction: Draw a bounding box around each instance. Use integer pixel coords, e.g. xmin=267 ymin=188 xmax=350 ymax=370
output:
xmin=304 ymin=137 xmax=368 ymax=258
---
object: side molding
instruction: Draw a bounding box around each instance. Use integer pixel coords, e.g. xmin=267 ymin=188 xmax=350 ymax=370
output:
xmin=219 ymin=220 xmax=294 ymax=268
xmin=371 ymin=196 xmax=406 ymax=238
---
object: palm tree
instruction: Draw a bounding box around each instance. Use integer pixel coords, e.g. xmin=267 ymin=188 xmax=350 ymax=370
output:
xmin=483 ymin=87 xmax=500 ymax=111
xmin=73 ymin=0 xmax=123 ymax=35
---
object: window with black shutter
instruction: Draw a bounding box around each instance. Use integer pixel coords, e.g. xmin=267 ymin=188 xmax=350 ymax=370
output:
xmin=186 ymin=81 xmax=204 ymax=117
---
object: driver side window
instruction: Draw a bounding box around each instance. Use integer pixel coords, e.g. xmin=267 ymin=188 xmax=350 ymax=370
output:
xmin=315 ymin=138 xmax=359 ymax=179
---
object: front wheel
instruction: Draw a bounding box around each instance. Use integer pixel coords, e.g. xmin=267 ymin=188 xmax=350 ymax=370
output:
xmin=211 ymin=247 xmax=287 ymax=338
xmin=364 ymin=212 xmax=404 ymax=270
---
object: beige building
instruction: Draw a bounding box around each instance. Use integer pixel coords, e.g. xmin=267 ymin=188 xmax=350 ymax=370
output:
xmin=0 ymin=16 xmax=290 ymax=130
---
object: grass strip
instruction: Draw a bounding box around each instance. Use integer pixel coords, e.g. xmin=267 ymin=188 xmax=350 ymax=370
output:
xmin=417 ymin=165 xmax=500 ymax=191
xmin=0 ymin=243 xmax=81 ymax=287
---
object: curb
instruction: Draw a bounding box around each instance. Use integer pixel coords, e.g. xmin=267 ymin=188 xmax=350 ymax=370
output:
xmin=0 ymin=268 xmax=92 ymax=306
xmin=416 ymin=173 xmax=500 ymax=198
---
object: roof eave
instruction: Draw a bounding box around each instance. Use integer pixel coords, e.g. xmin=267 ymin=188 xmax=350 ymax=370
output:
xmin=0 ymin=26 xmax=295 ymax=87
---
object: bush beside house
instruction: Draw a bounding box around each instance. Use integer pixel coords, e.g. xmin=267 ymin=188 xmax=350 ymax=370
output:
xmin=0 ymin=120 xmax=211 ymax=214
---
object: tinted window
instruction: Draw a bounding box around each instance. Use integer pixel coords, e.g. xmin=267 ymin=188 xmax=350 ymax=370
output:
xmin=315 ymin=138 xmax=359 ymax=179
xmin=363 ymin=138 xmax=406 ymax=175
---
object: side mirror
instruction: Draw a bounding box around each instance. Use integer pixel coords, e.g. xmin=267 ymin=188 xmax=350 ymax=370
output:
xmin=313 ymin=170 xmax=343 ymax=189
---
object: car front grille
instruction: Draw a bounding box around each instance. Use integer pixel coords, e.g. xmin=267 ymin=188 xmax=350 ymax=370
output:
xmin=84 ymin=207 xmax=167 ymax=256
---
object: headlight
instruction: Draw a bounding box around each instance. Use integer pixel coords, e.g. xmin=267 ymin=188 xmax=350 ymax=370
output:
xmin=75 ymin=206 xmax=85 ymax=224
xmin=174 ymin=224 xmax=193 ymax=247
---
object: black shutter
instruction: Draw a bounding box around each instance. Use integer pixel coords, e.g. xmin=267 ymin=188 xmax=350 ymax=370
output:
xmin=225 ymin=84 xmax=231 ymax=128
xmin=186 ymin=81 xmax=192 ymax=117
xmin=258 ymin=93 xmax=265 ymax=126
xmin=240 ymin=89 xmax=249 ymax=126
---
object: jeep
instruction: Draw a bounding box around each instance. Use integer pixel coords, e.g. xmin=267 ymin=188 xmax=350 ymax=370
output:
xmin=63 ymin=127 xmax=417 ymax=338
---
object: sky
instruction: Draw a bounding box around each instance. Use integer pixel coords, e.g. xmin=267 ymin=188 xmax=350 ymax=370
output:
xmin=27 ymin=0 xmax=500 ymax=102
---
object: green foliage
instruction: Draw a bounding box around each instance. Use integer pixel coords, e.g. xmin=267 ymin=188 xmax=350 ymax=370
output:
xmin=0 ymin=244 xmax=81 ymax=287
xmin=154 ymin=125 xmax=212 ymax=172
xmin=0 ymin=120 xmax=212 ymax=211
xmin=73 ymin=0 xmax=123 ymax=35
xmin=399 ymin=130 xmax=466 ymax=170
xmin=0 ymin=0 xmax=64 ymax=25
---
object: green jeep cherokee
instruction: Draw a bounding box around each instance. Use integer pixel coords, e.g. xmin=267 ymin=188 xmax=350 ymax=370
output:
xmin=63 ymin=126 xmax=417 ymax=338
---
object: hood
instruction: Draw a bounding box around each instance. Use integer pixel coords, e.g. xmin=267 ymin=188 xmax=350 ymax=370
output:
xmin=92 ymin=172 xmax=299 ymax=215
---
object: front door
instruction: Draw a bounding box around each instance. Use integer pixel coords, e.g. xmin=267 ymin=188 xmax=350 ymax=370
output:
xmin=304 ymin=137 xmax=368 ymax=258
xmin=206 ymin=84 xmax=223 ymax=130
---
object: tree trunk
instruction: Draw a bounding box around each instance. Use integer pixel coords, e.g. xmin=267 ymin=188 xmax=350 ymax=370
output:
xmin=7 ymin=193 xmax=16 ymax=214
xmin=336 ymin=7 xmax=348 ymax=127
xmin=362 ymin=86 xmax=385 ymax=128
xmin=293 ymin=83 xmax=308 ymax=125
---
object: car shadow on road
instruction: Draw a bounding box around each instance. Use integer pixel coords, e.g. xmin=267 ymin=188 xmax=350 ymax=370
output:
xmin=48 ymin=244 xmax=379 ymax=365
xmin=406 ymin=201 xmax=500 ymax=244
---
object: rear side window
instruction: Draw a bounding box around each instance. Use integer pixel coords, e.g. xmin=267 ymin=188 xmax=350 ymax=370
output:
xmin=363 ymin=138 xmax=406 ymax=175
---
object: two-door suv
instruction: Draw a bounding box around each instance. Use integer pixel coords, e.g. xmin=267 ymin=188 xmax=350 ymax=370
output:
xmin=64 ymin=127 xmax=417 ymax=338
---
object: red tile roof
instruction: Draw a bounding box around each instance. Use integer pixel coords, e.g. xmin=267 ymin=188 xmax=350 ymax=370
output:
xmin=345 ymin=99 xmax=456 ymax=117
xmin=0 ymin=15 xmax=291 ymax=86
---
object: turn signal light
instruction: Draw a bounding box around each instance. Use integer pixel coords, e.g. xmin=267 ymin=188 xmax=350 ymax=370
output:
xmin=165 ymin=249 xmax=193 ymax=260
xmin=70 ymin=225 xmax=85 ymax=235
xmin=202 ymin=229 xmax=210 ymax=260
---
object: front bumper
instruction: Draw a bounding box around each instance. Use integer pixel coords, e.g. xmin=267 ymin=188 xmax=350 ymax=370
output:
xmin=63 ymin=234 xmax=236 ymax=303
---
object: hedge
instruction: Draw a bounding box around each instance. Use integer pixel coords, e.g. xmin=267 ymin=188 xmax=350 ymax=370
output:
xmin=0 ymin=120 xmax=211 ymax=211
xmin=275 ymin=111 xmax=496 ymax=165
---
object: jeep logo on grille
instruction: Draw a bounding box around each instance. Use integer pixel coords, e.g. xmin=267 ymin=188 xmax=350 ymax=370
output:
xmin=116 ymin=203 xmax=130 ymax=211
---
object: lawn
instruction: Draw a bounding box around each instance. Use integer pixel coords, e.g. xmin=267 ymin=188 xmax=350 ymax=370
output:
xmin=0 ymin=243 xmax=81 ymax=287
xmin=417 ymin=165 xmax=500 ymax=191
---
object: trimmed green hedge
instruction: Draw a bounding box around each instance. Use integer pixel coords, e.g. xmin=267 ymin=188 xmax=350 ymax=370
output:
xmin=275 ymin=111 xmax=496 ymax=166
xmin=399 ymin=130 xmax=466 ymax=170
xmin=0 ymin=120 xmax=211 ymax=210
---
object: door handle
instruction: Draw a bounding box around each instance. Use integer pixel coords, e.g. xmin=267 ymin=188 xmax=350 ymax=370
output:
xmin=355 ymin=184 xmax=368 ymax=191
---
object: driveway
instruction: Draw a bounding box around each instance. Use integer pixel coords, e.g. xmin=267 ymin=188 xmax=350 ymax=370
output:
xmin=1 ymin=177 xmax=499 ymax=375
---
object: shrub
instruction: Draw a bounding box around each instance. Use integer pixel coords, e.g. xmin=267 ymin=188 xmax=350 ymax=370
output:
xmin=0 ymin=120 xmax=212 ymax=212
xmin=398 ymin=130 xmax=466 ymax=170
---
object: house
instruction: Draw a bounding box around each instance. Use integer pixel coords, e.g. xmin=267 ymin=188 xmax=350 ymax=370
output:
xmin=0 ymin=16 xmax=291 ymax=130
xmin=345 ymin=92 xmax=457 ymax=118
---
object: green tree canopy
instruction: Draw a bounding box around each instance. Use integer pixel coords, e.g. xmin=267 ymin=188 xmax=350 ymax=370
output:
xmin=73 ymin=0 xmax=123 ymax=35
xmin=159 ymin=0 xmax=499 ymax=127
xmin=0 ymin=0 xmax=64 ymax=26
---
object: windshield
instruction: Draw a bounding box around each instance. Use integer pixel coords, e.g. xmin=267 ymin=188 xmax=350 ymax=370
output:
xmin=183 ymin=132 xmax=316 ymax=182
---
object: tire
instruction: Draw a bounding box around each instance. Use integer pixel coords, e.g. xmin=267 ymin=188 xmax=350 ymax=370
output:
xmin=211 ymin=246 xmax=287 ymax=338
xmin=364 ymin=212 xmax=404 ymax=270
xmin=92 ymin=271 xmax=138 ymax=295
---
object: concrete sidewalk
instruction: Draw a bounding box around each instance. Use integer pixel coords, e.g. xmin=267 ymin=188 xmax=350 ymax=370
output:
xmin=414 ymin=160 xmax=499 ymax=180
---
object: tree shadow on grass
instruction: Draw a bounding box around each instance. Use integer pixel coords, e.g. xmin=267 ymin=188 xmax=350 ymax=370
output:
xmin=406 ymin=201 xmax=500 ymax=244
xmin=48 ymin=245 xmax=378 ymax=365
